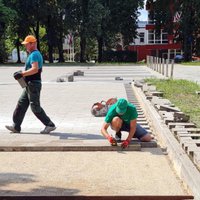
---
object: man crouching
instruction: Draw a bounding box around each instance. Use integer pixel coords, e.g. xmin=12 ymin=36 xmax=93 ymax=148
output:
xmin=101 ymin=98 xmax=152 ymax=149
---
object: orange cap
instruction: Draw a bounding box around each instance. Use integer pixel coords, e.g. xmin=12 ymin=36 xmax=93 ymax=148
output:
xmin=21 ymin=35 xmax=37 ymax=44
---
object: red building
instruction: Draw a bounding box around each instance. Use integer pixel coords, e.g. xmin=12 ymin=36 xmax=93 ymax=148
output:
xmin=128 ymin=1 xmax=182 ymax=62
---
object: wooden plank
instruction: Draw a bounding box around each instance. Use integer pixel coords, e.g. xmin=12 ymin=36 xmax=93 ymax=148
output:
xmin=0 ymin=195 xmax=194 ymax=200
xmin=0 ymin=144 xmax=141 ymax=152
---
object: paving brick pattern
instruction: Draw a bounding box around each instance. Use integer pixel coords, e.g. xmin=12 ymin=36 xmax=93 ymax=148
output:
xmin=0 ymin=65 xmax=191 ymax=197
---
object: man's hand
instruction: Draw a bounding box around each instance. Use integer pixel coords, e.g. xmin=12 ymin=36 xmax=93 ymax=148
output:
xmin=107 ymin=135 xmax=117 ymax=146
xmin=121 ymin=139 xmax=131 ymax=149
xmin=13 ymin=71 xmax=23 ymax=80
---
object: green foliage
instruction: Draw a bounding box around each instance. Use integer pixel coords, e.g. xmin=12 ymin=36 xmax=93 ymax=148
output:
xmin=1 ymin=0 xmax=143 ymax=63
xmin=151 ymin=0 xmax=174 ymax=34
xmin=109 ymin=0 xmax=143 ymax=44
xmin=0 ymin=0 xmax=16 ymax=62
xmin=181 ymin=62 xmax=200 ymax=66
xmin=149 ymin=0 xmax=200 ymax=61
xmin=102 ymin=50 xmax=137 ymax=62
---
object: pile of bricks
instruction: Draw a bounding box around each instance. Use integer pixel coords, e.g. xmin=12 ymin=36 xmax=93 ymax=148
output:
xmin=56 ymin=70 xmax=84 ymax=82
xmin=135 ymin=81 xmax=200 ymax=170
xmin=124 ymin=83 xmax=157 ymax=148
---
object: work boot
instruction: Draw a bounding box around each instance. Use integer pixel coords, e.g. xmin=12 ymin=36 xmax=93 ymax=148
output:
xmin=40 ymin=125 xmax=56 ymax=134
xmin=5 ymin=125 xmax=20 ymax=133
xmin=115 ymin=131 xmax=122 ymax=141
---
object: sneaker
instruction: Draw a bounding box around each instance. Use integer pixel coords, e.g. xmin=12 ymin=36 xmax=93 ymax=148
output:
xmin=115 ymin=131 xmax=122 ymax=141
xmin=40 ymin=126 xmax=56 ymax=134
xmin=5 ymin=125 xmax=20 ymax=133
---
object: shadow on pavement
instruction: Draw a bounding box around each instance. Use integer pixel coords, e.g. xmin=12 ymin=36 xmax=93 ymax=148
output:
xmin=0 ymin=173 xmax=80 ymax=196
xmin=51 ymin=132 xmax=104 ymax=140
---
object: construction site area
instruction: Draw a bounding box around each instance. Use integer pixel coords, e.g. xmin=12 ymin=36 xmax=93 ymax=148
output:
xmin=0 ymin=64 xmax=200 ymax=200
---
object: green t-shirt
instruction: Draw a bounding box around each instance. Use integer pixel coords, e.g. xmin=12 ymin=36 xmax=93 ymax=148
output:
xmin=105 ymin=102 xmax=138 ymax=124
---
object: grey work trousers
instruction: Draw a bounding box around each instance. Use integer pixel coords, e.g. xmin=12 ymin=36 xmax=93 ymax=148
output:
xmin=13 ymin=81 xmax=53 ymax=132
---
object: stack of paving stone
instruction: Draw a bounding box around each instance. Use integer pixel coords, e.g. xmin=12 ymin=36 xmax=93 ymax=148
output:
xmin=56 ymin=70 xmax=85 ymax=82
xmin=57 ymin=74 xmax=74 ymax=82
xmin=124 ymin=83 xmax=157 ymax=148
xmin=135 ymin=81 xmax=200 ymax=170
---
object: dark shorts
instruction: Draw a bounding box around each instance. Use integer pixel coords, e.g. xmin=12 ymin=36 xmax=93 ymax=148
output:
xmin=120 ymin=122 xmax=148 ymax=139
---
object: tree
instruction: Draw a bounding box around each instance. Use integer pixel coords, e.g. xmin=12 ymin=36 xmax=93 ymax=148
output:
xmin=147 ymin=0 xmax=200 ymax=61
xmin=64 ymin=0 xmax=143 ymax=62
xmin=178 ymin=0 xmax=194 ymax=61
xmin=0 ymin=0 xmax=16 ymax=63
xmin=4 ymin=0 xmax=45 ymax=63
xmin=64 ymin=0 xmax=90 ymax=62
xmin=96 ymin=0 xmax=144 ymax=62
xmin=109 ymin=0 xmax=144 ymax=46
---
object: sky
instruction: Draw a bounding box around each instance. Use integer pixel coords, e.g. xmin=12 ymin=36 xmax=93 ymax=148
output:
xmin=138 ymin=0 xmax=148 ymax=21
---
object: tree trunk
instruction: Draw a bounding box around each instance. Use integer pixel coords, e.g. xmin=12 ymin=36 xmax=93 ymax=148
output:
xmin=48 ymin=45 xmax=53 ymax=63
xmin=58 ymin=15 xmax=64 ymax=63
xmin=35 ymin=21 xmax=40 ymax=51
xmin=183 ymin=36 xmax=192 ymax=62
xmin=58 ymin=43 xmax=64 ymax=62
xmin=79 ymin=0 xmax=88 ymax=63
xmin=97 ymin=36 xmax=103 ymax=63
xmin=16 ymin=38 xmax=21 ymax=63
xmin=182 ymin=1 xmax=193 ymax=62
xmin=47 ymin=16 xmax=54 ymax=63
xmin=80 ymin=34 xmax=86 ymax=62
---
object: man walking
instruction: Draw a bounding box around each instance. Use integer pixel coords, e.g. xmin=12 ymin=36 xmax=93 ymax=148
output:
xmin=6 ymin=35 xmax=56 ymax=134
xmin=101 ymin=98 xmax=152 ymax=148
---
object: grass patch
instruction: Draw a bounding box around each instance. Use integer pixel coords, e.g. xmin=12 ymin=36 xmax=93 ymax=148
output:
xmin=181 ymin=62 xmax=200 ymax=66
xmin=145 ymin=78 xmax=200 ymax=127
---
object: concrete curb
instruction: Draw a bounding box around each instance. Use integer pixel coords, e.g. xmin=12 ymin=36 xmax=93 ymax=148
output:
xmin=0 ymin=140 xmax=157 ymax=152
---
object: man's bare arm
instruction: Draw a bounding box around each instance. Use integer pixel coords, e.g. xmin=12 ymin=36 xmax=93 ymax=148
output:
xmin=127 ymin=119 xmax=137 ymax=141
xmin=22 ymin=62 xmax=39 ymax=77
xmin=101 ymin=122 xmax=110 ymax=138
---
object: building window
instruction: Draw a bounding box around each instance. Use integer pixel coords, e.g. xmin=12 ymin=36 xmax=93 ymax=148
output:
xmin=162 ymin=33 xmax=168 ymax=44
xmin=148 ymin=30 xmax=168 ymax=44
xmin=139 ymin=32 xmax=145 ymax=43
xmin=148 ymin=30 xmax=154 ymax=44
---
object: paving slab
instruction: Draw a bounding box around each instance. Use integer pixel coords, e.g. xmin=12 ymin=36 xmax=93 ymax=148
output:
xmin=0 ymin=150 xmax=188 ymax=196
xmin=0 ymin=65 xmax=190 ymax=197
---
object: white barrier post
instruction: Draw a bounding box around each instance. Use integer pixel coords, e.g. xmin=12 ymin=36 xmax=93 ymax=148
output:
xmin=166 ymin=59 xmax=169 ymax=77
xmin=170 ymin=59 xmax=174 ymax=78
xmin=162 ymin=58 xmax=165 ymax=75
